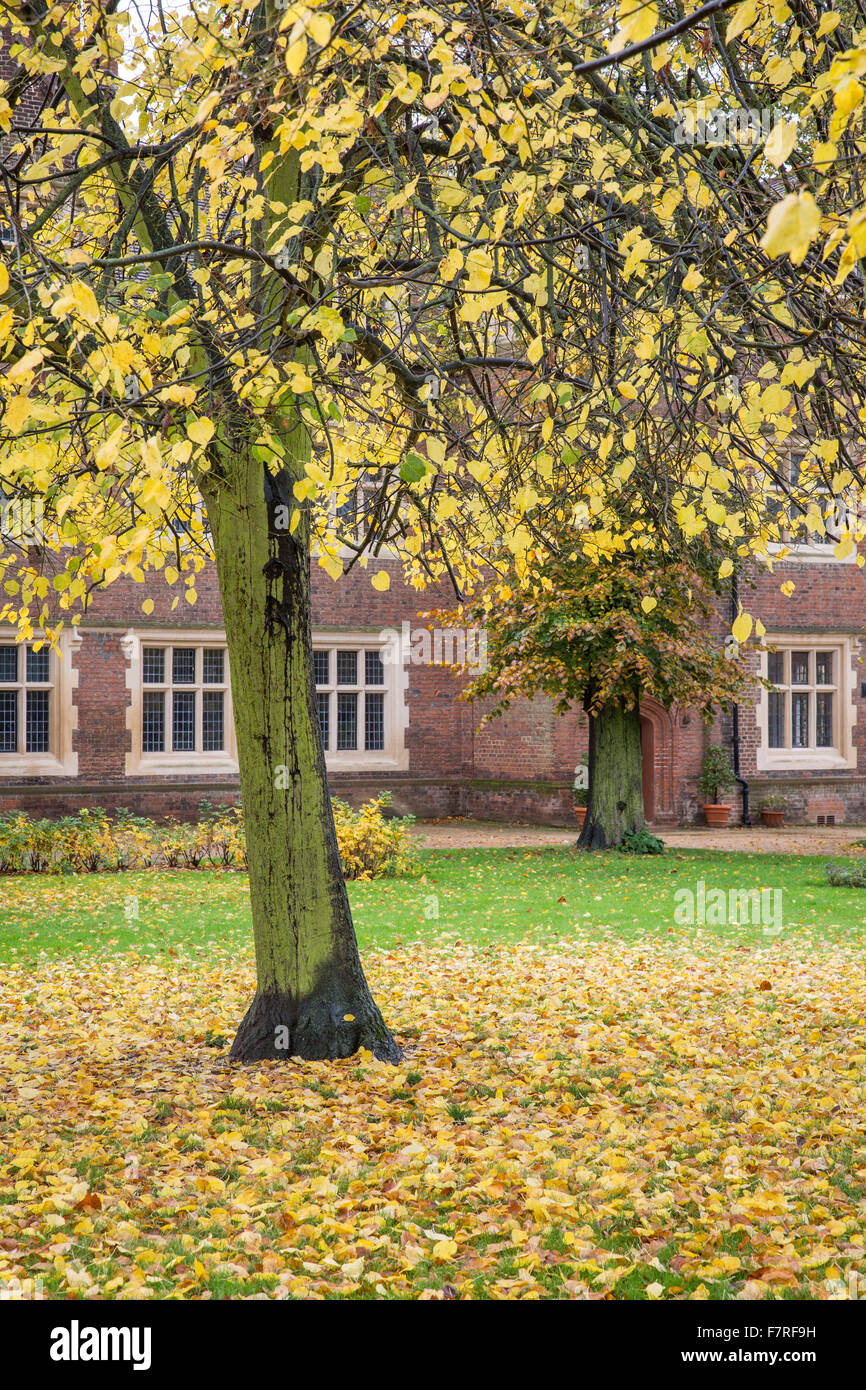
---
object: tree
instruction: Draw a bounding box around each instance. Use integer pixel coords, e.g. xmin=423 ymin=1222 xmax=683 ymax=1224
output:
xmin=454 ymin=544 xmax=751 ymax=848
xmin=442 ymin=0 xmax=866 ymax=846
xmin=1 ymin=0 xmax=865 ymax=1055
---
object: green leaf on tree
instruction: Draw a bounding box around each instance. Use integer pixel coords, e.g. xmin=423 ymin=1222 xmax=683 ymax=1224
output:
xmin=400 ymin=453 xmax=428 ymax=483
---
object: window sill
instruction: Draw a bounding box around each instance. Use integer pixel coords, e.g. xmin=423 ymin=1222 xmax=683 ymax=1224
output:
xmin=130 ymin=754 xmax=239 ymax=777
xmin=766 ymin=543 xmax=857 ymax=564
xmin=0 ymin=753 xmax=77 ymax=777
xmin=325 ymin=752 xmax=408 ymax=772
xmin=758 ymin=750 xmax=854 ymax=772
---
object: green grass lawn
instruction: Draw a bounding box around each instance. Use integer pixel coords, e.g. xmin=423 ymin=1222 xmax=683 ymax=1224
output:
xmin=1 ymin=845 xmax=865 ymax=963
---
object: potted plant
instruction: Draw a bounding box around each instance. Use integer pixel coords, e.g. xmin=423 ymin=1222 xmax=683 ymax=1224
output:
xmin=573 ymin=764 xmax=589 ymax=828
xmin=758 ymin=793 xmax=786 ymax=828
xmin=699 ymin=747 xmax=735 ymax=827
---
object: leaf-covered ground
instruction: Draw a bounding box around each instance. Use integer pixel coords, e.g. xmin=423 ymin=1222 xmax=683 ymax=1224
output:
xmin=2 ymin=935 xmax=865 ymax=1300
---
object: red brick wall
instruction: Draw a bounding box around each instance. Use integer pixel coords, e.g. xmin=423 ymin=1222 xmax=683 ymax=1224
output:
xmin=1 ymin=532 xmax=865 ymax=825
xmin=2 ymin=551 xmax=865 ymax=826
xmin=5 ymin=550 xmax=866 ymax=824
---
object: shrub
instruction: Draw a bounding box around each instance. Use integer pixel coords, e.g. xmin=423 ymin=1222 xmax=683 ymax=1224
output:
xmin=156 ymin=824 xmax=193 ymax=869
xmin=0 ymin=795 xmax=412 ymax=880
xmin=28 ymin=818 xmax=57 ymax=873
xmin=111 ymin=809 xmax=157 ymax=870
xmin=60 ymin=809 xmax=114 ymax=873
xmin=699 ymin=746 xmax=735 ymax=803
xmin=199 ymin=803 xmax=246 ymax=868
xmin=824 ymin=861 xmax=866 ymax=888
xmin=616 ymin=828 xmax=665 ymax=855
xmin=757 ymin=794 xmax=786 ymax=812
xmin=0 ymin=814 xmax=29 ymax=874
xmin=332 ymin=793 xmax=417 ymax=880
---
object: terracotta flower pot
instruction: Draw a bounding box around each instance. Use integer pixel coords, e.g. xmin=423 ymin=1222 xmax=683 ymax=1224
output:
xmin=703 ymin=804 xmax=731 ymax=827
xmin=760 ymin=809 xmax=785 ymax=827
xmin=575 ymin=806 xmax=587 ymax=829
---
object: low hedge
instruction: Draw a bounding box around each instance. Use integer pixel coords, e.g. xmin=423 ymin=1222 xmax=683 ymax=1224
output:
xmin=0 ymin=794 xmax=416 ymax=881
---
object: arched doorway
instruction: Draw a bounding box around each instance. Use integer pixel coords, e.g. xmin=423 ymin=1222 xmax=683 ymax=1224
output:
xmin=639 ymin=701 xmax=676 ymax=824
xmin=640 ymin=716 xmax=655 ymax=823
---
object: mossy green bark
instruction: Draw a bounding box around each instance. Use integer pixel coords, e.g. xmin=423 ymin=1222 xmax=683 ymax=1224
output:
xmin=203 ymin=428 xmax=400 ymax=1062
xmin=578 ymin=692 xmax=645 ymax=850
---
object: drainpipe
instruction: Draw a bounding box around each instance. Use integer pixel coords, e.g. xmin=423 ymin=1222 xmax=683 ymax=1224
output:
xmin=730 ymin=573 xmax=751 ymax=827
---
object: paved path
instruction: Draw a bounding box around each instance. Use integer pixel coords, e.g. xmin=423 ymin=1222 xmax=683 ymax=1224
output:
xmin=408 ymin=819 xmax=865 ymax=856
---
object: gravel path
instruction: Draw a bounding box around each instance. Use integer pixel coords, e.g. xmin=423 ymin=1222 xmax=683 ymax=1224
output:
xmin=407 ymin=819 xmax=865 ymax=856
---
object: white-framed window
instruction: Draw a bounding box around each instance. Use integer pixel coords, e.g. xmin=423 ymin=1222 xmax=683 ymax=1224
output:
xmin=125 ymin=630 xmax=238 ymax=775
xmin=327 ymin=468 xmax=417 ymax=556
xmin=334 ymin=471 xmax=385 ymax=545
xmin=313 ymin=632 xmax=408 ymax=770
xmin=0 ymin=642 xmax=51 ymax=755
xmin=766 ymin=449 xmax=855 ymax=562
xmin=757 ymin=636 xmax=857 ymax=771
xmin=124 ymin=628 xmax=407 ymax=774
xmin=0 ymin=629 xmax=79 ymax=776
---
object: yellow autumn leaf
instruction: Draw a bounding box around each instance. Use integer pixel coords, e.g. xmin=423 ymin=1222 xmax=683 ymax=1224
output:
xmin=95 ymin=437 xmax=120 ymax=470
xmin=188 ymin=418 xmax=215 ymax=446
xmin=320 ymin=552 xmax=343 ymax=580
xmin=834 ymin=533 xmax=854 ymax=560
xmin=10 ymin=1148 xmax=40 ymax=1170
xmin=439 ymin=247 xmax=464 ymax=282
xmin=371 ymin=570 xmax=390 ymax=591
xmin=464 ymin=249 xmax=493 ymax=292
xmin=760 ymin=383 xmax=791 ymax=414
xmin=731 ymin=611 xmax=752 ymax=643
xmin=764 ymin=119 xmax=798 ymax=169
xmin=307 ymin=13 xmax=333 ymax=47
xmin=612 ymin=1 xmax=658 ymax=48
xmin=432 ymin=1239 xmax=458 ymax=1261
xmin=726 ymin=0 xmax=757 ymax=42
xmin=7 ymin=348 xmax=44 ymax=381
xmin=760 ymin=192 xmax=821 ymax=266
xmin=285 ymin=36 xmax=308 ymax=77
xmin=3 ymin=395 xmax=32 ymax=434
xmin=641 ymin=595 xmax=657 ymax=613
xmin=834 ymin=75 xmax=863 ymax=120
xmin=53 ymin=280 xmax=101 ymax=324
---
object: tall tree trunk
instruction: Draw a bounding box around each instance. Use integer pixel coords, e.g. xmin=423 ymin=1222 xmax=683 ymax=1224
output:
xmin=203 ymin=427 xmax=401 ymax=1063
xmin=578 ymin=690 xmax=645 ymax=850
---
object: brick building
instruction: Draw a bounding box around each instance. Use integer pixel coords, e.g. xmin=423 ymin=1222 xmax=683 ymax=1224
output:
xmin=1 ymin=537 xmax=864 ymax=826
